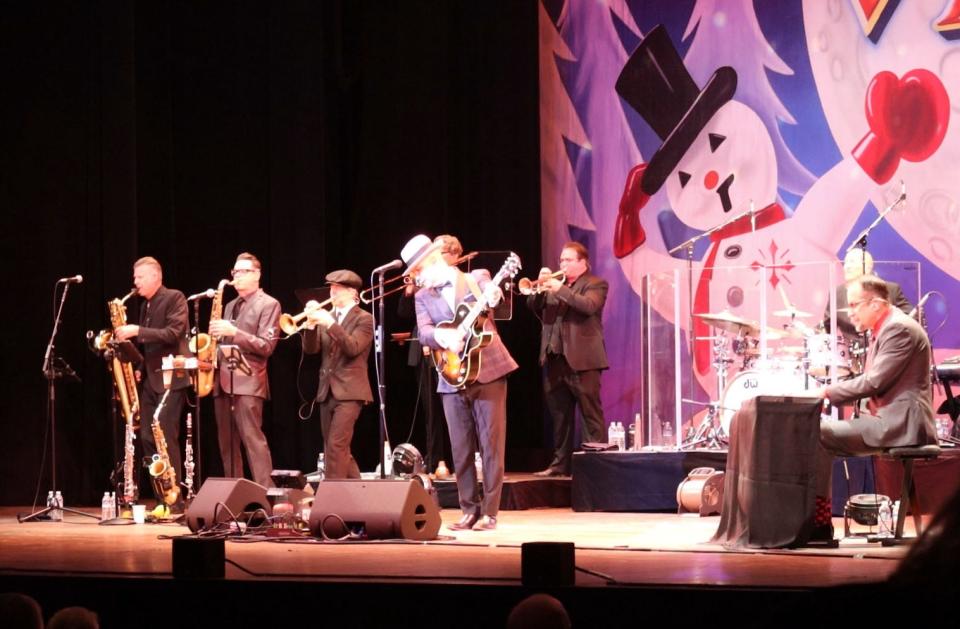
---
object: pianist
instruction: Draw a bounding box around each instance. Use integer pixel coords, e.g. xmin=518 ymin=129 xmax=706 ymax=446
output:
xmin=818 ymin=275 xmax=937 ymax=455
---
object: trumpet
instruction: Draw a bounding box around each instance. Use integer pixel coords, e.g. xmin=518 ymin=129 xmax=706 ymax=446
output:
xmin=518 ymin=269 xmax=565 ymax=295
xmin=279 ymin=298 xmax=333 ymax=336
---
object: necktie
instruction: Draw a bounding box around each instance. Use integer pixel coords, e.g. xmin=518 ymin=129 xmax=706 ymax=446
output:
xmin=335 ymin=309 xmax=342 ymax=324
xmin=233 ymin=298 xmax=245 ymax=320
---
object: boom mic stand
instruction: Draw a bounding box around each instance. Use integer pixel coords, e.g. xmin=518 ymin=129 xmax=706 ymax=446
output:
xmin=370 ymin=261 xmax=401 ymax=478
xmin=19 ymin=279 xmax=98 ymax=522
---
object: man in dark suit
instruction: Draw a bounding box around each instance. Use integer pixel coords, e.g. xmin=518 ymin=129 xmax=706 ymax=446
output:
xmin=528 ymin=242 xmax=608 ymax=477
xmin=115 ymin=256 xmax=191 ymax=501
xmin=820 ymin=275 xmax=937 ymax=455
xmin=209 ymin=253 xmax=281 ymax=487
xmin=303 ymin=270 xmax=374 ymax=479
xmin=402 ymin=234 xmax=518 ymax=531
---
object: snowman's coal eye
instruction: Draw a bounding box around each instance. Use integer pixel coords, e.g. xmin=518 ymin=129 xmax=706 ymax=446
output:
xmin=708 ymin=133 xmax=726 ymax=153
xmin=678 ymin=171 xmax=691 ymax=188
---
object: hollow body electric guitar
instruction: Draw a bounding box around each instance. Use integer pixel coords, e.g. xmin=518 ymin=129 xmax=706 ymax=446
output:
xmin=431 ymin=253 xmax=521 ymax=389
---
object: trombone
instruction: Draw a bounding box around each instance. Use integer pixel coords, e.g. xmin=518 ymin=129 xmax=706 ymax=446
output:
xmin=518 ymin=269 xmax=564 ymax=295
xmin=358 ymin=251 xmax=479 ymax=305
xmin=279 ymin=298 xmax=332 ymax=337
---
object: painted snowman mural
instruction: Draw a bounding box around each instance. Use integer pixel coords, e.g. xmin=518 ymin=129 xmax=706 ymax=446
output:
xmin=613 ymin=20 xmax=949 ymax=417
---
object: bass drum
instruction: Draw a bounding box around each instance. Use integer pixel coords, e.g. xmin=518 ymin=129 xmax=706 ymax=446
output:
xmin=719 ymin=368 xmax=807 ymax=435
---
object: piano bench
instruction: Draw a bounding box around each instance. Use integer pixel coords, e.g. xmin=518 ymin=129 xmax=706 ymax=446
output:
xmin=878 ymin=445 xmax=941 ymax=546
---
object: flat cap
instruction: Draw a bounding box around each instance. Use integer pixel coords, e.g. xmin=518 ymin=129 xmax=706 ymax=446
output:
xmin=325 ymin=269 xmax=362 ymax=290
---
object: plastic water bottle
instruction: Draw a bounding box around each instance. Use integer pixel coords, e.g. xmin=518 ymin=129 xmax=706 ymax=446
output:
xmin=52 ymin=491 xmax=63 ymax=521
xmin=662 ymin=419 xmax=674 ymax=446
xmin=109 ymin=492 xmax=117 ymax=519
xmin=607 ymin=422 xmax=616 ymax=447
xmin=615 ymin=422 xmax=626 ymax=451
xmin=878 ymin=499 xmax=893 ymax=536
xmin=316 ymin=452 xmax=325 ymax=481
xmin=45 ymin=491 xmax=54 ymax=519
xmin=101 ymin=492 xmax=112 ymax=521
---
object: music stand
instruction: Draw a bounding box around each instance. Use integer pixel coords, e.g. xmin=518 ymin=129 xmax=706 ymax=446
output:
xmin=219 ymin=345 xmax=251 ymax=478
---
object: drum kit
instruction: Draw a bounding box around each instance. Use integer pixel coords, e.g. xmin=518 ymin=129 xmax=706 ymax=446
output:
xmin=683 ymin=305 xmax=862 ymax=449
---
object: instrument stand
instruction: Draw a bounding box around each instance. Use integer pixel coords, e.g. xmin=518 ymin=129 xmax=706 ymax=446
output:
xmin=682 ymin=336 xmax=731 ymax=451
xmin=20 ymin=281 xmax=97 ymax=523
xmin=220 ymin=345 xmax=251 ymax=479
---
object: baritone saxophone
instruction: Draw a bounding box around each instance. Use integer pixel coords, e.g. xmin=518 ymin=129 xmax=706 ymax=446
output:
xmin=93 ymin=289 xmax=141 ymax=430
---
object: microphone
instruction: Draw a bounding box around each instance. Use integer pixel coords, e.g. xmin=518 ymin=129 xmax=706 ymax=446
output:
xmin=908 ymin=292 xmax=932 ymax=320
xmin=372 ymin=259 xmax=403 ymax=273
xmin=187 ymin=288 xmax=215 ymax=301
xmin=58 ymin=275 xmax=83 ymax=284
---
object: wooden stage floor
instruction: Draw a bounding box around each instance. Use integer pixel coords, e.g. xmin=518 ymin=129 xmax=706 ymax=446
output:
xmin=0 ymin=506 xmax=907 ymax=589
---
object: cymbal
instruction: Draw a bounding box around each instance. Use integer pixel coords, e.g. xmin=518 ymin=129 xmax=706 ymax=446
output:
xmin=693 ymin=310 xmax=759 ymax=336
xmin=772 ymin=307 xmax=813 ymax=318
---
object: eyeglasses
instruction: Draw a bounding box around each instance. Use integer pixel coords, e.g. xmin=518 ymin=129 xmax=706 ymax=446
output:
xmin=230 ymin=268 xmax=258 ymax=277
xmin=847 ymin=298 xmax=876 ymax=310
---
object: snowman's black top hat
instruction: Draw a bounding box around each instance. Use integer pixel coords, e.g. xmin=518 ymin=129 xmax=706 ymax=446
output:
xmin=616 ymin=24 xmax=737 ymax=196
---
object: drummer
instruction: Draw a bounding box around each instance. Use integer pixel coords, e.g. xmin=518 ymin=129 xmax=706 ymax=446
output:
xmin=823 ymin=249 xmax=913 ymax=354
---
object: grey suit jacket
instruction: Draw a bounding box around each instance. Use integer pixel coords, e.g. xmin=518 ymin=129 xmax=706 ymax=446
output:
xmin=526 ymin=273 xmax=609 ymax=371
xmin=303 ymin=306 xmax=374 ymax=403
xmin=215 ymin=289 xmax=281 ymax=399
xmin=415 ymin=269 xmax=518 ymax=394
xmin=826 ymin=308 xmax=936 ymax=448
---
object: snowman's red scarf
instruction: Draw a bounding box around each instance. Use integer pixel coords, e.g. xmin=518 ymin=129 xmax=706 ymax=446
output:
xmin=693 ymin=203 xmax=786 ymax=375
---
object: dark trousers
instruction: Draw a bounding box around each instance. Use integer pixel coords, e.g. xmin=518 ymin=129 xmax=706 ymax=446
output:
xmin=441 ymin=377 xmax=507 ymax=518
xmin=544 ymin=355 xmax=606 ymax=473
xmin=817 ymin=415 xmax=883 ymax=496
xmin=320 ymin=398 xmax=362 ymax=479
xmin=139 ymin=385 xmax=186 ymax=498
xmin=214 ymin=394 xmax=274 ymax=487
xmin=417 ymin=355 xmax=451 ymax=472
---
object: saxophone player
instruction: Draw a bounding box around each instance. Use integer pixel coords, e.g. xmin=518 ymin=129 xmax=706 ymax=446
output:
xmin=114 ymin=257 xmax=191 ymax=507
xmin=208 ymin=253 xmax=281 ymax=488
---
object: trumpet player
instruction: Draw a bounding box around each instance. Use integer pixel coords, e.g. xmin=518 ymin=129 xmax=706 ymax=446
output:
xmin=303 ymin=270 xmax=374 ymax=480
xmin=208 ymin=253 xmax=281 ymax=487
xmin=527 ymin=242 xmax=609 ymax=477
xmin=114 ymin=256 xmax=191 ymax=506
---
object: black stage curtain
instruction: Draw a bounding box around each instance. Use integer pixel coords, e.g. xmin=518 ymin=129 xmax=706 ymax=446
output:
xmin=0 ymin=1 xmax=543 ymax=505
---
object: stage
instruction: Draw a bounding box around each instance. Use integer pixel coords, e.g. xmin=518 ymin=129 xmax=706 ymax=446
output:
xmin=0 ymin=504 xmax=915 ymax=627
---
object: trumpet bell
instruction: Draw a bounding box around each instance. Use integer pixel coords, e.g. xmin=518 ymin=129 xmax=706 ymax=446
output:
xmin=279 ymin=312 xmax=305 ymax=335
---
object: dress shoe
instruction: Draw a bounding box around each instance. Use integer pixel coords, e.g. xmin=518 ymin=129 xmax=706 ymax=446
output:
xmin=474 ymin=515 xmax=497 ymax=530
xmin=448 ymin=513 xmax=479 ymax=531
xmin=533 ymin=467 xmax=567 ymax=477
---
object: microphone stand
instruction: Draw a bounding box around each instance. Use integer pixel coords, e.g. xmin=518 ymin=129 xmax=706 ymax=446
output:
xmin=20 ymin=280 xmax=97 ymax=522
xmin=369 ymin=267 xmax=393 ymax=479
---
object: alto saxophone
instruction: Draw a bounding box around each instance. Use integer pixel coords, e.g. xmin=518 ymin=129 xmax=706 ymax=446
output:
xmin=148 ymin=389 xmax=181 ymax=506
xmin=94 ymin=289 xmax=141 ymax=430
xmin=189 ymin=279 xmax=231 ymax=397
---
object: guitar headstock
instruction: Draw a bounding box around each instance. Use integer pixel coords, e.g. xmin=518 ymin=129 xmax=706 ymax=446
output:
xmin=498 ymin=252 xmax=522 ymax=280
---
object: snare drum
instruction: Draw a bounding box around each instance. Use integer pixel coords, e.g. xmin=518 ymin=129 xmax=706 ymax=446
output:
xmin=806 ymin=333 xmax=852 ymax=378
xmin=719 ymin=368 xmax=807 ymax=434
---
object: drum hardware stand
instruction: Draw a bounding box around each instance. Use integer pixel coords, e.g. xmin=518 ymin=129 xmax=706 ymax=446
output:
xmin=682 ymin=336 xmax=731 ymax=450
xmin=19 ymin=280 xmax=98 ymax=523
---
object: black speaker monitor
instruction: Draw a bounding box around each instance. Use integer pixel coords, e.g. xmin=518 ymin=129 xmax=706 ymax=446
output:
xmin=308 ymin=479 xmax=441 ymax=541
xmin=185 ymin=477 xmax=270 ymax=533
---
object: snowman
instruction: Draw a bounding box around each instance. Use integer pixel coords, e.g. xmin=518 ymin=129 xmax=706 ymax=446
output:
xmin=613 ymin=24 xmax=949 ymax=399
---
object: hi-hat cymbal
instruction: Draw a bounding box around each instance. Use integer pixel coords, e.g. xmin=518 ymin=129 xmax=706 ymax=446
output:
xmin=772 ymin=307 xmax=813 ymax=318
xmin=694 ymin=310 xmax=759 ymax=336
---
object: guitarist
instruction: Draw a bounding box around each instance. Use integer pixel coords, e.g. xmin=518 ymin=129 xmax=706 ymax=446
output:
xmin=401 ymin=234 xmax=518 ymax=532
xmin=528 ymin=242 xmax=609 ymax=477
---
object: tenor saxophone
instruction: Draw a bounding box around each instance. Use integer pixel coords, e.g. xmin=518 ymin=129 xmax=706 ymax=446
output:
xmin=94 ymin=289 xmax=141 ymax=430
xmin=189 ymin=279 xmax=230 ymax=397
xmin=148 ymin=389 xmax=181 ymax=506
